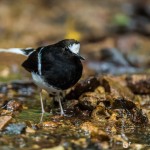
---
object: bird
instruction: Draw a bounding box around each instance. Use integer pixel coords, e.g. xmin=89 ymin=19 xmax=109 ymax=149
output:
xmin=0 ymin=39 xmax=84 ymax=116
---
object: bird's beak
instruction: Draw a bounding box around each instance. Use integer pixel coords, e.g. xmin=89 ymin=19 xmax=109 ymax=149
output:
xmin=75 ymin=53 xmax=85 ymax=60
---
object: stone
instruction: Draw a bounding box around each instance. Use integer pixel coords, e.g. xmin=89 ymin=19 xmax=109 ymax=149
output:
xmin=0 ymin=116 xmax=12 ymax=130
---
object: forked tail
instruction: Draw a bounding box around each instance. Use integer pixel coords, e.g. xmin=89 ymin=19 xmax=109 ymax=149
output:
xmin=0 ymin=47 xmax=35 ymax=56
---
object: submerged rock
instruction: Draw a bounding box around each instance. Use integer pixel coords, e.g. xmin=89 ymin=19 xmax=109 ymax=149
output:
xmin=4 ymin=123 xmax=26 ymax=135
xmin=91 ymin=105 xmax=109 ymax=123
xmin=80 ymin=121 xmax=110 ymax=141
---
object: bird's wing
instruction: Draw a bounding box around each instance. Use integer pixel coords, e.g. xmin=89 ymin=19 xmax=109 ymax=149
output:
xmin=21 ymin=46 xmax=54 ymax=73
xmin=22 ymin=50 xmax=38 ymax=73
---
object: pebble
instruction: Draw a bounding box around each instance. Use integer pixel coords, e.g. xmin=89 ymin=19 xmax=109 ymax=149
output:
xmin=0 ymin=116 xmax=12 ymax=130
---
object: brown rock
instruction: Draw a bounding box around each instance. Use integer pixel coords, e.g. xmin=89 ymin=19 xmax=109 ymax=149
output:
xmin=80 ymin=121 xmax=109 ymax=142
xmin=126 ymin=74 xmax=150 ymax=94
xmin=26 ymin=127 xmax=36 ymax=133
xmin=91 ymin=105 xmax=108 ymax=123
xmin=79 ymin=92 xmax=100 ymax=110
xmin=130 ymin=108 xmax=148 ymax=124
xmin=100 ymin=76 xmax=136 ymax=110
xmin=80 ymin=121 xmax=99 ymax=134
xmin=99 ymin=76 xmax=148 ymax=124
xmin=100 ymin=76 xmax=134 ymax=100
xmin=110 ymin=98 xmax=136 ymax=110
xmin=42 ymin=121 xmax=60 ymax=128
xmin=66 ymin=76 xmax=100 ymax=100
xmin=63 ymin=99 xmax=79 ymax=110
xmin=94 ymin=86 xmax=106 ymax=101
xmin=6 ymin=100 xmax=22 ymax=112
xmin=0 ymin=116 xmax=12 ymax=130
xmin=0 ymin=109 xmax=12 ymax=116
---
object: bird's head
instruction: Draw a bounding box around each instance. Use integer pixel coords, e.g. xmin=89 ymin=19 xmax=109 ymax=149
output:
xmin=55 ymin=39 xmax=85 ymax=60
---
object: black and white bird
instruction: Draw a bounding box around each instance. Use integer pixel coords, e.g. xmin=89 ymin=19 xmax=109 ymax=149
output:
xmin=0 ymin=39 xmax=84 ymax=115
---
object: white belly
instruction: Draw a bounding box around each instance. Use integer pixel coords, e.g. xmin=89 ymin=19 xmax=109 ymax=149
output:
xmin=31 ymin=72 xmax=61 ymax=94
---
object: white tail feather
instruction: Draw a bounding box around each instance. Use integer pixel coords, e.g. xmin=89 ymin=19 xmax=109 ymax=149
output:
xmin=0 ymin=48 xmax=25 ymax=55
xmin=0 ymin=47 xmax=34 ymax=56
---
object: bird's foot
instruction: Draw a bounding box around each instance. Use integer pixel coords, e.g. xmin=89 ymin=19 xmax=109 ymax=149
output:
xmin=60 ymin=110 xmax=65 ymax=116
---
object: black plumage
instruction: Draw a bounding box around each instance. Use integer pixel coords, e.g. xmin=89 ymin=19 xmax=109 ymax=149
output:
xmin=0 ymin=39 xmax=84 ymax=115
xmin=22 ymin=45 xmax=83 ymax=90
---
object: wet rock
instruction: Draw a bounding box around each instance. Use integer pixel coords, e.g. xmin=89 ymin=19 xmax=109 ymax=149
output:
xmin=41 ymin=146 xmax=65 ymax=150
xmin=74 ymin=106 xmax=91 ymax=117
xmin=130 ymin=108 xmax=148 ymax=124
xmin=79 ymin=92 xmax=100 ymax=110
xmin=100 ymin=76 xmax=148 ymax=124
xmin=66 ymin=76 xmax=100 ymax=100
xmin=126 ymin=74 xmax=150 ymax=94
xmin=42 ymin=121 xmax=60 ymax=128
xmin=0 ymin=96 xmax=8 ymax=108
xmin=0 ymin=116 xmax=12 ymax=130
xmin=5 ymin=123 xmax=26 ymax=135
xmin=64 ymin=100 xmax=79 ymax=110
xmin=94 ymin=86 xmax=106 ymax=101
xmin=80 ymin=121 xmax=99 ymax=134
xmin=50 ymin=115 xmax=64 ymax=122
xmin=100 ymin=76 xmax=136 ymax=109
xmin=6 ymin=100 xmax=22 ymax=112
xmin=63 ymin=100 xmax=79 ymax=116
xmin=112 ymin=134 xmax=130 ymax=149
xmin=135 ymin=95 xmax=150 ymax=108
xmin=111 ymin=98 xmax=136 ymax=110
xmin=13 ymin=136 xmax=27 ymax=148
xmin=0 ymin=109 xmax=12 ymax=116
xmin=65 ymin=138 xmax=102 ymax=150
xmin=68 ymin=138 xmax=89 ymax=149
xmin=91 ymin=105 xmax=108 ymax=123
xmin=26 ymin=127 xmax=36 ymax=133
xmin=130 ymin=144 xmax=146 ymax=150
xmin=80 ymin=121 xmax=109 ymax=142
xmin=100 ymin=76 xmax=134 ymax=100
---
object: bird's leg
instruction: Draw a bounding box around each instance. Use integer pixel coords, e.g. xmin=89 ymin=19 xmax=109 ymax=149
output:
xmin=57 ymin=95 xmax=64 ymax=116
xmin=38 ymin=89 xmax=45 ymax=114
xmin=40 ymin=112 xmax=44 ymax=123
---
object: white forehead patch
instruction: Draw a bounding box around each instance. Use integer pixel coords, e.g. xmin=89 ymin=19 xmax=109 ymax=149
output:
xmin=68 ymin=43 xmax=80 ymax=54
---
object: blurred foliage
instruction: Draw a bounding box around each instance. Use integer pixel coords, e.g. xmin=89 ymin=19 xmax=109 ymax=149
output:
xmin=65 ymin=18 xmax=81 ymax=41
xmin=113 ymin=14 xmax=130 ymax=27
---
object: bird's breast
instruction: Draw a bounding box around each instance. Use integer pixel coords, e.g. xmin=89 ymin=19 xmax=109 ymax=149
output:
xmin=41 ymin=56 xmax=83 ymax=90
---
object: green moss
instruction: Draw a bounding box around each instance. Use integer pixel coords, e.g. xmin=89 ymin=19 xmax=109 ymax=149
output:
xmin=113 ymin=13 xmax=130 ymax=27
